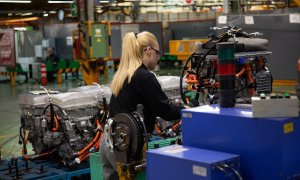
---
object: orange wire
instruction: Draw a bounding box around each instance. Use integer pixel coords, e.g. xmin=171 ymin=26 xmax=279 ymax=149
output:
xmin=154 ymin=123 xmax=163 ymax=135
xmin=79 ymin=151 xmax=90 ymax=161
xmin=22 ymin=138 xmax=54 ymax=160
xmin=245 ymin=64 xmax=254 ymax=95
xmin=94 ymin=132 xmax=102 ymax=150
xmin=78 ymin=131 xmax=103 ymax=161
xmin=77 ymin=120 xmax=102 ymax=156
xmin=171 ymin=120 xmax=182 ymax=132
xmin=51 ymin=115 xmax=59 ymax=132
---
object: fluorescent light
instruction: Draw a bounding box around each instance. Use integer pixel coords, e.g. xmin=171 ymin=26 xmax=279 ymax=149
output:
xmin=44 ymin=13 xmax=49 ymax=17
xmin=0 ymin=0 xmax=31 ymax=3
xmin=14 ymin=27 xmax=27 ymax=31
xmin=21 ymin=12 xmax=33 ymax=16
xmin=48 ymin=0 xmax=73 ymax=3
xmin=49 ymin=11 xmax=57 ymax=14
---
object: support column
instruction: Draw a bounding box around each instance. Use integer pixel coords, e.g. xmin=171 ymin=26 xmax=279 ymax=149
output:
xmin=10 ymin=73 xmax=16 ymax=87
xmin=87 ymin=0 xmax=95 ymax=21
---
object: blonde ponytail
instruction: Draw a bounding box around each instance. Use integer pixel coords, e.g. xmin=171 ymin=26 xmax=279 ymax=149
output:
xmin=110 ymin=32 xmax=142 ymax=96
xmin=110 ymin=31 xmax=158 ymax=96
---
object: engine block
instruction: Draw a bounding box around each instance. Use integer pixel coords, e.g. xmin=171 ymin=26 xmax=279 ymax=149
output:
xmin=19 ymin=85 xmax=111 ymax=166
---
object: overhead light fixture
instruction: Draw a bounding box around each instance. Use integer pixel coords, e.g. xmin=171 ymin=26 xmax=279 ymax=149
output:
xmin=0 ymin=0 xmax=31 ymax=3
xmin=48 ymin=0 xmax=73 ymax=3
xmin=14 ymin=27 xmax=27 ymax=31
xmin=44 ymin=13 xmax=49 ymax=17
xmin=21 ymin=12 xmax=33 ymax=16
xmin=2 ymin=17 xmax=39 ymax=23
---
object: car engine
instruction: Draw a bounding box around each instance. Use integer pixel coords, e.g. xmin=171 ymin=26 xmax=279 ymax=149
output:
xmin=18 ymin=85 xmax=111 ymax=167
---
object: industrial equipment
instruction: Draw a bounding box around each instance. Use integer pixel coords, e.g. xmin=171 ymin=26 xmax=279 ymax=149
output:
xmin=104 ymin=105 xmax=148 ymax=180
xmin=154 ymin=75 xmax=186 ymax=137
xmin=18 ymin=84 xmax=110 ymax=167
xmin=72 ymin=21 xmax=111 ymax=85
xmin=157 ymin=75 xmax=186 ymax=106
xmin=147 ymin=145 xmax=241 ymax=180
xmin=181 ymin=105 xmax=300 ymax=179
xmin=180 ymin=26 xmax=273 ymax=106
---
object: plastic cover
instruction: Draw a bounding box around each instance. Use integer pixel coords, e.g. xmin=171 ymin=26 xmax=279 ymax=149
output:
xmin=68 ymin=85 xmax=112 ymax=102
xmin=49 ymin=92 xmax=99 ymax=108
xmin=19 ymin=93 xmax=48 ymax=106
xmin=19 ymin=85 xmax=113 ymax=109
xmin=156 ymin=76 xmax=187 ymax=90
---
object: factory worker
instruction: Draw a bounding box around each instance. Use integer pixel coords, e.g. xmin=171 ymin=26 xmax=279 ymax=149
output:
xmin=100 ymin=31 xmax=187 ymax=180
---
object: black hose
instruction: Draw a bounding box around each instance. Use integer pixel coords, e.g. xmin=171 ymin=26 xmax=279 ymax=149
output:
xmin=49 ymin=104 xmax=55 ymax=130
xmin=43 ymin=103 xmax=64 ymax=131
xmin=43 ymin=103 xmax=82 ymax=151
xmin=103 ymin=97 xmax=107 ymax=113
xmin=215 ymin=166 xmax=233 ymax=180
xmin=221 ymin=164 xmax=243 ymax=180
xmin=195 ymin=43 xmax=216 ymax=76
xmin=19 ymin=127 xmax=27 ymax=154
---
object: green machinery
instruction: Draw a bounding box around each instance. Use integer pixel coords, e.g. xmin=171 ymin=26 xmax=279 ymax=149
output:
xmin=73 ymin=21 xmax=111 ymax=85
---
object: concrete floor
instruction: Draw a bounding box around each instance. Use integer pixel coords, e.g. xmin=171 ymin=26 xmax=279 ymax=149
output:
xmin=0 ymin=69 xmax=297 ymax=161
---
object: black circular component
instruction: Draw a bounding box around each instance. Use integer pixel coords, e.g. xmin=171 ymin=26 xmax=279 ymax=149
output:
xmin=112 ymin=123 xmax=130 ymax=152
xmin=112 ymin=112 xmax=145 ymax=160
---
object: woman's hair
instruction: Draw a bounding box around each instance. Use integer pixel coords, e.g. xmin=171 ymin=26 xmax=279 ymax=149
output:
xmin=110 ymin=31 xmax=158 ymax=96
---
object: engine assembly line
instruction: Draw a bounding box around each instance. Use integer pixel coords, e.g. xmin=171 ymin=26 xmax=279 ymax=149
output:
xmin=0 ymin=1 xmax=300 ymax=179
xmin=0 ymin=25 xmax=299 ymax=180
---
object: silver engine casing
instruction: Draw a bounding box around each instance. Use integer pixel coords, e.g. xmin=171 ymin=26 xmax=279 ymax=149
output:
xmin=19 ymin=85 xmax=111 ymax=166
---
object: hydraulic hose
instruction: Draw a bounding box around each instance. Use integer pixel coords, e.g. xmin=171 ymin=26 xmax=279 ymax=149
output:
xmin=21 ymin=135 xmax=55 ymax=160
xmin=75 ymin=119 xmax=102 ymax=157
xmin=221 ymin=164 xmax=243 ymax=180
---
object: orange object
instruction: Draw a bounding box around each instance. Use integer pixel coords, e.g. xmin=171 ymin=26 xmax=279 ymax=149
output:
xmin=186 ymin=74 xmax=198 ymax=84
xmin=22 ymin=136 xmax=54 ymax=160
xmin=41 ymin=63 xmax=47 ymax=85
xmin=76 ymin=120 xmax=102 ymax=156
xmin=171 ymin=120 xmax=182 ymax=132
xmin=245 ymin=64 xmax=254 ymax=96
xmin=236 ymin=66 xmax=246 ymax=78
xmin=51 ymin=115 xmax=59 ymax=132
xmin=154 ymin=123 xmax=163 ymax=135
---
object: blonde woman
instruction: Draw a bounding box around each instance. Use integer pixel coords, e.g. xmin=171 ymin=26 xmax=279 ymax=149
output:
xmin=100 ymin=31 xmax=184 ymax=180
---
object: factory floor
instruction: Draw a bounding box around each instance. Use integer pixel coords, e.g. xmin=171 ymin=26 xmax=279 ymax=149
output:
xmin=0 ymin=66 xmax=297 ymax=161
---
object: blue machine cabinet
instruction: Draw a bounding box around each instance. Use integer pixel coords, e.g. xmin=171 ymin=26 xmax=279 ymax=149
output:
xmin=147 ymin=144 xmax=240 ymax=180
xmin=182 ymin=105 xmax=300 ymax=180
